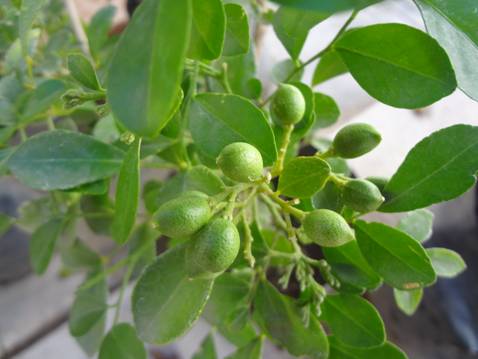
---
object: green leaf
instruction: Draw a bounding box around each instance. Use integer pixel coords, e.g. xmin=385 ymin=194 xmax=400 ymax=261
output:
xmin=99 ymin=323 xmax=146 ymax=359
xmin=67 ymin=53 xmax=101 ymax=91
xmin=253 ymin=281 xmax=329 ymax=358
xmin=271 ymin=59 xmax=304 ymax=84
xmin=273 ymin=6 xmax=328 ymax=60
xmin=192 ymin=333 xmax=217 ymax=359
xmin=322 ymin=294 xmax=385 ymax=348
xmin=288 ymin=82 xmax=316 ymax=141
xmin=29 ymin=218 xmax=63 ymax=274
xmin=107 ymin=0 xmax=192 ymax=137
xmin=335 ymin=23 xmax=456 ymax=108
xmin=381 ymin=125 xmax=478 ymax=212
xmin=87 ymin=5 xmax=116 ymax=60
xmin=270 ymin=0 xmax=382 ymax=13
xmin=329 ymin=337 xmax=408 ymax=359
xmin=397 ymin=209 xmax=434 ymax=243
xmin=222 ymin=50 xmax=261 ymax=99
xmin=112 ymin=138 xmax=141 ymax=244
xmin=416 ymin=0 xmax=478 ymax=101
xmin=223 ymin=4 xmax=249 ymax=56
xmin=312 ymin=50 xmax=348 ymax=85
xmin=355 ymin=221 xmax=436 ymax=290
xmin=427 ymin=248 xmax=466 ymax=278
xmin=60 ymin=239 xmax=102 ymax=271
xmin=8 ymin=130 xmax=124 ymax=191
xmin=188 ymin=0 xmax=225 ymax=60
xmin=393 ymin=288 xmax=423 ymax=316
xmin=225 ymin=337 xmax=264 ymax=359
xmin=128 ymin=223 xmax=158 ymax=275
xmin=278 ymin=156 xmax=331 ymax=198
xmin=314 ymin=92 xmax=340 ymax=129
xmin=189 ymin=93 xmax=277 ymax=166
xmin=64 ymin=179 xmax=109 ymax=196
xmin=19 ymin=0 xmax=48 ymax=56
xmin=132 ymin=245 xmax=214 ymax=344
xmin=69 ymin=274 xmax=108 ymax=337
xmin=75 ymin=311 xmax=106 ymax=356
xmin=81 ymin=194 xmax=114 ymax=236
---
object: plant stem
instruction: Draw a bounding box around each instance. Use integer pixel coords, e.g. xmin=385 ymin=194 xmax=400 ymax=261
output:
xmin=242 ymin=213 xmax=255 ymax=267
xmin=271 ymin=124 xmax=294 ymax=177
xmin=220 ymin=63 xmax=233 ymax=94
xmin=113 ymin=262 xmax=134 ymax=325
xmin=260 ymin=184 xmax=306 ymax=221
xmin=63 ymin=0 xmax=91 ymax=55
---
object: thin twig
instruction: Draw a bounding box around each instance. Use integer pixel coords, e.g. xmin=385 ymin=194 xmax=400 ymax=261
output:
xmin=64 ymin=0 xmax=90 ymax=55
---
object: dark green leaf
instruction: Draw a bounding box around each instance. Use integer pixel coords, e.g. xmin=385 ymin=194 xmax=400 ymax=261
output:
xmin=427 ymin=248 xmax=466 ymax=278
xmin=19 ymin=80 xmax=67 ymax=123
xmin=132 ymin=245 xmax=214 ymax=344
xmin=99 ymin=323 xmax=146 ymax=359
xmin=254 ymin=281 xmax=329 ymax=358
xmin=416 ymin=0 xmax=478 ymax=100
xmin=87 ymin=5 xmax=116 ymax=60
xmin=64 ymin=180 xmax=109 ymax=196
xmin=223 ymin=4 xmax=249 ymax=56
xmin=273 ymin=6 xmax=328 ymax=60
xmin=67 ymin=53 xmax=101 ymax=91
xmin=312 ymin=50 xmax=348 ymax=85
xmin=112 ymin=138 xmax=141 ymax=244
xmin=270 ymin=0 xmax=382 ymax=13
xmin=314 ymin=92 xmax=340 ymax=129
xmin=107 ymin=0 xmax=191 ymax=137
xmin=225 ymin=337 xmax=263 ymax=359
xmin=8 ymin=130 xmax=124 ymax=191
xmin=75 ymin=312 xmax=106 ymax=356
xmin=192 ymin=333 xmax=217 ymax=359
xmin=355 ymin=221 xmax=436 ymax=290
xmin=397 ymin=209 xmax=434 ymax=243
xmin=335 ymin=23 xmax=456 ymax=108
xmin=278 ymin=156 xmax=331 ymax=198
xmin=29 ymin=218 xmax=63 ymax=274
xmin=381 ymin=125 xmax=478 ymax=212
xmin=189 ymin=93 xmax=277 ymax=166
xmin=329 ymin=337 xmax=408 ymax=359
xmin=322 ymin=294 xmax=385 ymax=348
xmin=393 ymin=288 xmax=423 ymax=316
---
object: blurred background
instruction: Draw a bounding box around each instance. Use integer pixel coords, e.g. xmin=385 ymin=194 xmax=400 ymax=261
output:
xmin=0 ymin=0 xmax=477 ymax=358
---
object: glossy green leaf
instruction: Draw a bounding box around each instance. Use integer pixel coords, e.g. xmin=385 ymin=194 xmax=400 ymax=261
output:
xmin=193 ymin=333 xmax=217 ymax=359
xmin=254 ymin=281 xmax=329 ymax=358
xmin=393 ymin=288 xmax=423 ymax=316
xmin=8 ymin=131 xmax=124 ymax=191
xmin=107 ymin=0 xmax=192 ymax=137
xmin=67 ymin=53 xmax=101 ymax=91
xmin=225 ymin=337 xmax=263 ymax=359
xmin=188 ymin=0 xmax=225 ymax=60
xmin=19 ymin=0 xmax=47 ymax=56
xmin=270 ymin=0 xmax=382 ymax=13
xmin=416 ymin=0 xmax=478 ymax=100
xmin=329 ymin=337 xmax=408 ymax=359
xmin=29 ymin=218 xmax=63 ymax=274
xmin=322 ymin=294 xmax=385 ymax=348
xmin=397 ymin=209 xmax=434 ymax=243
xmin=132 ymin=245 xmax=214 ymax=344
xmin=189 ymin=93 xmax=277 ymax=165
xmin=312 ymin=50 xmax=348 ymax=85
xmin=355 ymin=221 xmax=436 ymax=290
xmin=427 ymin=248 xmax=466 ymax=278
xmin=273 ymin=6 xmax=328 ymax=60
xmin=278 ymin=156 xmax=331 ymax=198
xmin=99 ymin=323 xmax=146 ymax=359
xmin=223 ymin=4 xmax=249 ymax=56
xmin=335 ymin=23 xmax=456 ymax=108
xmin=381 ymin=125 xmax=478 ymax=212
xmin=314 ymin=92 xmax=340 ymax=129
xmin=112 ymin=138 xmax=141 ymax=244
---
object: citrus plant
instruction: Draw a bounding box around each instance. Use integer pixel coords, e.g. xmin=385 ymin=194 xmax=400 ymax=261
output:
xmin=1 ymin=0 xmax=476 ymax=358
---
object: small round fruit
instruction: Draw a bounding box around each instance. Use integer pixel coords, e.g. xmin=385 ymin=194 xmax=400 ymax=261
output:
xmin=332 ymin=123 xmax=381 ymax=159
xmin=217 ymin=142 xmax=263 ymax=183
xmin=303 ymin=209 xmax=354 ymax=247
xmin=186 ymin=218 xmax=240 ymax=278
xmin=270 ymin=84 xmax=306 ymax=127
xmin=152 ymin=194 xmax=212 ymax=238
xmin=342 ymin=179 xmax=384 ymax=213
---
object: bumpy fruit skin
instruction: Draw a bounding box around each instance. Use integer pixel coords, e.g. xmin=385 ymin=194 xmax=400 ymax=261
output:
xmin=186 ymin=218 xmax=240 ymax=278
xmin=365 ymin=176 xmax=389 ymax=193
xmin=342 ymin=179 xmax=384 ymax=213
xmin=152 ymin=194 xmax=212 ymax=238
xmin=332 ymin=123 xmax=381 ymax=158
xmin=270 ymin=84 xmax=306 ymax=127
xmin=217 ymin=142 xmax=263 ymax=183
xmin=303 ymin=209 xmax=354 ymax=247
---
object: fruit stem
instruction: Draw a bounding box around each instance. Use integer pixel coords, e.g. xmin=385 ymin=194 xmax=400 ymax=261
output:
xmin=271 ymin=124 xmax=294 ymax=177
xmin=241 ymin=213 xmax=256 ymax=267
xmin=260 ymin=184 xmax=306 ymax=221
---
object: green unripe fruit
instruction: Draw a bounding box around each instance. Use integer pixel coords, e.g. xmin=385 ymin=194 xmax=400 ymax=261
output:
xmin=332 ymin=123 xmax=381 ymax=158
xmin=217 ymin=142 xmax=263 ymax=183
xmin=303 ymin=209 xmax=354 ymax=247
xmin=342 ymin=179 xmax=385 ymax=213
xmin=270 ymin=84 xmax=306 ymax=127
xmin=152 ymin=194 xmax=212 ymax=238
xmin=186 ymin=218 xmax=240 ymax=278
xmin=365 ymin=176 xmax=389 ymax=193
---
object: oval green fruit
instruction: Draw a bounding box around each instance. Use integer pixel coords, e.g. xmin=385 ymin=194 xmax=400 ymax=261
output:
xmin=342 ymin=179 xmax=384 ymax=213
xmin=303 ymin=209 xmax=354 ymax=247
xmin=217 ymin=142 xmax=263 ymax=183
xmin=365 ymin=176 xmax=389 ymax=193
xmin=332 ymin=123 xmax=381 ymax=158
xmin=152 ymin=194 xmax=212 ymax=238
xmin=270 ymin=83 xmax=306 ymax=127
xmin=186 ymin=218 xmax=240 ymax=278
